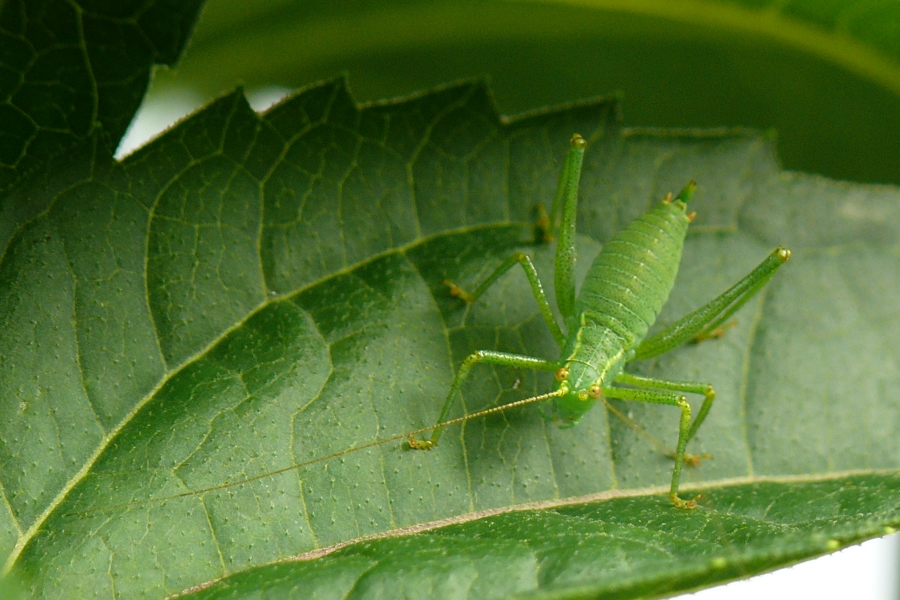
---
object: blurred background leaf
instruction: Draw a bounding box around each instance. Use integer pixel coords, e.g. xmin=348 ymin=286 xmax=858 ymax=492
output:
xmin=138 ymin=0 xmax=900 ymax=184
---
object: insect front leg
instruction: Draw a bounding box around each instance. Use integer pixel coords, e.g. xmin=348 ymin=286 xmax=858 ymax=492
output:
xmin=444 ymin=252 xmax=566 ymax=347
xmin=633 ymin=247 xmax=791 ymax=360
xmin=602 ymin=385 xmax=698 ymax=509
xmin=444 ymin=133 xmax=589 ymax=345
xmin=614 ymin=372 xmax=715 ymax=465
xmin=408 ymin=351 xmax=561 ymax=449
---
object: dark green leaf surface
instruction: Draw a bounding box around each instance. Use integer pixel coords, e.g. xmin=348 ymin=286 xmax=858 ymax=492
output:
xmin=0 ymin=0 xmax=203 ymax=195
xmin=2 ymin=79 xmax=899 ymax=598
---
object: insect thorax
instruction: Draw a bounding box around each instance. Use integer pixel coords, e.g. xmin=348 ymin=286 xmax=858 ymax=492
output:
xmin=561 ymin=321 xmax=627 ymax=390
xmin=551 ymin=322 xmax=626 ymax=425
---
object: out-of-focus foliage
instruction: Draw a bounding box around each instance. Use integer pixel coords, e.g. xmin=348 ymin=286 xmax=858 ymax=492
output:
xmin=149 ymin=0 xmax=900 ymax=184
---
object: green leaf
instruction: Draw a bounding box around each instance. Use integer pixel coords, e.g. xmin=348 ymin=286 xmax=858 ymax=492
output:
xmin=2 ymin=75 xmax=899 ymax=599
xmin=183 ymin=476 xmax=900 ymax=600
xmin=2 ymin=1 xmax=899 ymax=598
xmin=0 ymin=0 xmax=204 ymax=195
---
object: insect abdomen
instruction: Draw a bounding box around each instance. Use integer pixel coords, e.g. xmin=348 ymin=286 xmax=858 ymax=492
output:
xmin=575 ymin=201 xmax=691 ymax=346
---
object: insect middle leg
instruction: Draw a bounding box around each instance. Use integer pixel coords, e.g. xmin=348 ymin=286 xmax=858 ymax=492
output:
xmin=602 ymin=385 xmax=698 ymax=509
xmin=408 ymin=351 xmax=561 ymax=449
xmin=615 ymin=372 xmax=715 ymax=465
xmin=633 ymin=247 xmax=791 ymax=360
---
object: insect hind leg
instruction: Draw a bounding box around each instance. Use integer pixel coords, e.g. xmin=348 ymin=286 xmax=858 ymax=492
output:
xmin=633 ymin=247 xmax=790 ymax=360
xmin=602 ymin=384 xmax=699 ymax=510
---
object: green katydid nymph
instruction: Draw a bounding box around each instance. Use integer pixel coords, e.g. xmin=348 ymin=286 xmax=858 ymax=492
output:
xmin=408 ymin=134 xmax=790 ymax=509
xmin=69 ymin=134 xmax=789 ymax=517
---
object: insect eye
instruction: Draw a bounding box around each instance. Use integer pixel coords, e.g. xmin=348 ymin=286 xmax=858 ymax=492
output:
xmin=588 ymin=385 xmax=603 ymax=399
xmin=555 ymin=368 xmax=569 ymax=382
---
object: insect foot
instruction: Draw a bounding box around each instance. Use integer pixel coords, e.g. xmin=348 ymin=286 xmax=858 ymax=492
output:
xmin=693 ymin=320 xmax=738 ymax=343
xmin=443 ymin=280 xmax=475 ymax=303
xmin=670 ymin=493 xmax=700 ymax=510
xmin=683 ymin=452 xmax=713 ymax=467
xmin=407 ymin=435 xmax=435 ymax=450
xmin=666 ymin=451 xmax=713 ymax=467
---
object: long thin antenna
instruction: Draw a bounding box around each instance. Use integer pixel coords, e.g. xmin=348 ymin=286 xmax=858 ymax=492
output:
xmin=598 ymin=397 xmax=669 ymax=454
xmin=66 ymin=388 xmax=567 ymax=517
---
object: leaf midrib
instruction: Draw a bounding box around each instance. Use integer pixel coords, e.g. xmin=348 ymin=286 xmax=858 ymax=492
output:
xmin=194 ymin=468 xmax=900 ymax=578
xmin=1 ymin=221 xmax=526 ymax=574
